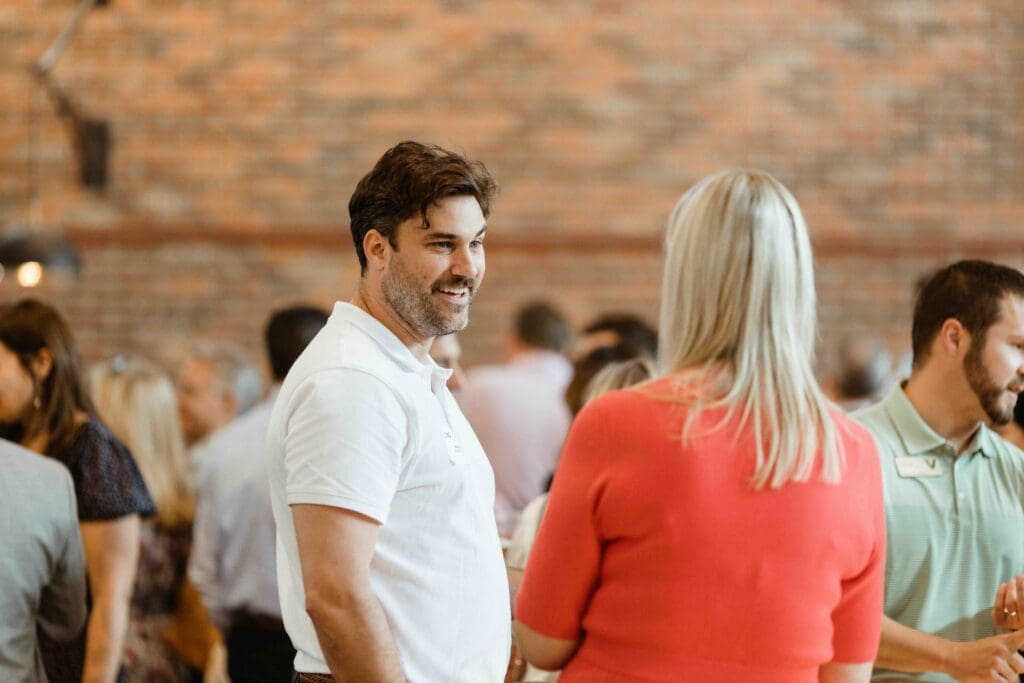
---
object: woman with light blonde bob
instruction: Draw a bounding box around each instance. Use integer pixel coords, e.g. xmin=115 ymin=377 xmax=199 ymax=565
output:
xmin=514 ymin=170 xmax=886 ymax=683
xmin=91 ymin=356 xmax=193 ymax=530
xmin=90 ymin=356 xmax=208 ymax=682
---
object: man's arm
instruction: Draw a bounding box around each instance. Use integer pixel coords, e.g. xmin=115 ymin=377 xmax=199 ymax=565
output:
xmin=878 ymin=614 xmax=1024 ymax=682
xmin=292 ymin=503 xmax=405 ymax=683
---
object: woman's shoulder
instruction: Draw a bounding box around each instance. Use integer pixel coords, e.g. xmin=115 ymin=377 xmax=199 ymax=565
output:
xmin=60 ymin=419 xmax=131 ymax=463
xmin=568 ymin=379 xmax=686 ymax=453
xmin=61 ymin=419 xmax=157 ymax=521
xmin=582 ymin=376 xmax=678 ymax=412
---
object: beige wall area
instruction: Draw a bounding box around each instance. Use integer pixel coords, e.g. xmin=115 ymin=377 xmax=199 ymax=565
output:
xmin=1 ymin=0 xmax=1022 ymax=373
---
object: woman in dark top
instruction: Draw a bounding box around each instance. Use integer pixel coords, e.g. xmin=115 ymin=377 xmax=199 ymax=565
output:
xmin=0 ymin=299 xmax=155 ymax=683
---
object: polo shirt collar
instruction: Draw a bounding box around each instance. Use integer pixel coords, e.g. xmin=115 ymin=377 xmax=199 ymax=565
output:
xmin=965 ymin=422 xmax=999 ymax=459
xmin=330 ymin=302 xmax=452 ymax=382
xmin=882 ymin=385 xmax=994 ymax=458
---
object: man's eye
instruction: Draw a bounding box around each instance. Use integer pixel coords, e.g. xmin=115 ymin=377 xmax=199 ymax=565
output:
xmin=430 ymin=242 xmax=453 ymax=250
xmin=470 ymin=240 xmax=484 ymax=248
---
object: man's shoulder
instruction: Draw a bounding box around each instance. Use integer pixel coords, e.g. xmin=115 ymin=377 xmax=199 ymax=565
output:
xmin=0 ymin=440 xmax=73 ymax=490
xmin=465 ymin=362 xmax=511 ymax=384
xmin=207 ymin=397 xmax=275 ymax=447
xmin=0 ymin=441 xmax=75 ymax=524
xmin=461 ymin=364 xmax=512 ymax=404
xmin=465 ymin=356 xmax=568 ymax=395
xmin=284 ymin=317 xmax=405 ymax=394
xmin=196 ymin=399 xmax=276 ymax=481
xmin=849 ymin=398 xmax=902 ymax=460
xmin=851 ymin=396 xmax=894 ymax=435
xmin=271 ymin=359 xmax=413 ymax=447
xmin=986 ymin=426 xmax=1024 ymax=465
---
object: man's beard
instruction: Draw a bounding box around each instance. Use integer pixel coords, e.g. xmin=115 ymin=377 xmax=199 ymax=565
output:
xmin=964 ymin=343 xmax=1015 ymax=426
xmin=382 ymin=258 xmax=476 ymax=339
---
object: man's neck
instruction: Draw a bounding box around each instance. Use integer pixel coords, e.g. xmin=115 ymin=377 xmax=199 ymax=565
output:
xmin=351 ymin=288 xmax=432 ymax=363
xmin=903 ymin=372 xmax=982 ymax=454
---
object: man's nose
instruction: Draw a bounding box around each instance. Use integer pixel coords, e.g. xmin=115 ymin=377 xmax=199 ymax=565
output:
xmin=451 ymin=246 xmax=480 ymax=279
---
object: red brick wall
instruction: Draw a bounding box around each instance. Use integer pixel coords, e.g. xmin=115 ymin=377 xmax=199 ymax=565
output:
xmin=1 ymin=0 xmax=1022 ymax=376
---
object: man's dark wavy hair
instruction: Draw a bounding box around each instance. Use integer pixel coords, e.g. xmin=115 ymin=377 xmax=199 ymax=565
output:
xmin=911 ymin=260 xmax=1024 ymax=367
xmin=348 ymin=141 xmax=498 ymax=273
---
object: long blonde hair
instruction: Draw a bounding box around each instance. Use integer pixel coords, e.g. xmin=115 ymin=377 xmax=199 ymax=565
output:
xmin=582 ymin=356 xmax=657 ymax=407
xmin=658 ymin=169 xmax=841 ymax=488
xmin=91 ymin=355 xmax=194 ymax=527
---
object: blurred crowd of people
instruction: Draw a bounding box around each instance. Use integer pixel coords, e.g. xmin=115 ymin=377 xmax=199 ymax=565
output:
xmin=0 ymin=300 xmax=330 ymax=683
xmin=4 ymin=140 xmax=1024 ymax=683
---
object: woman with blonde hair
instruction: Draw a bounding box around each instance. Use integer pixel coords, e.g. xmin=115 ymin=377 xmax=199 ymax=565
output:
xmin=90 ymin=355 xmax=205 ymax=682
xmin=514 ymin=170 xmax=885 ymax=682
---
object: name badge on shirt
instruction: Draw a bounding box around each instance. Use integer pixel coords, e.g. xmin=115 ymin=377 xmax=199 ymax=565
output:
xmin=443 ymin=427 xmax=469 ymax=465
xmin=895 ymin=456 xmax=944 ymax=478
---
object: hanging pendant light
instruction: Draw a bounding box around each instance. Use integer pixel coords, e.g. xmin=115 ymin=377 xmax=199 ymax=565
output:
xmin=0 ymin=228 xmax=82 ymax=284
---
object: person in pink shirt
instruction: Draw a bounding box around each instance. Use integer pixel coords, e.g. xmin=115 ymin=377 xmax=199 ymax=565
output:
xmin=458 ymin=301 xmax=574 ymax=536
xmin=514 ymin=169 xmax=886 ymax=683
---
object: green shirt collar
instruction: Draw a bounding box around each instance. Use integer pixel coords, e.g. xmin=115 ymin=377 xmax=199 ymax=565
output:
xmin=881 ymin=385 xmax=996 ymax=459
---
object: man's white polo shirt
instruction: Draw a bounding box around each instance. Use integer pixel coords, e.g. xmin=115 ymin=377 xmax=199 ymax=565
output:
xmin=267 ymin=302 xmax=511 ymax=682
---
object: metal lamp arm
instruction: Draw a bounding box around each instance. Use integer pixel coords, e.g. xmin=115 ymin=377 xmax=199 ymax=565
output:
xmin=33 ymin=0 xmax=102 ymax=76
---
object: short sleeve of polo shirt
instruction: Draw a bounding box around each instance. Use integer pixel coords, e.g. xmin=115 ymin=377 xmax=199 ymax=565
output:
xmin=282 ymin=367 xmax=409 ymax=525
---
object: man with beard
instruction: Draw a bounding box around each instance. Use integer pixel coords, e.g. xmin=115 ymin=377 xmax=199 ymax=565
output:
xmin=267 ymin=141 xmax=510 ymax=683
xmin=855 ymin=260 xmax=1024 ymax=683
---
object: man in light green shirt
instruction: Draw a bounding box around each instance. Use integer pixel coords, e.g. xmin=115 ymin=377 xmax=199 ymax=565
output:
xmin=855 ymin=260 xmax=1024 ymax=683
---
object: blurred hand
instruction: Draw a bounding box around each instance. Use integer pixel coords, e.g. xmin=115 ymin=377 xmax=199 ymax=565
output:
xmin=504 ymin=637 xmax=526 ymax=682
xmin=943 ymin=629 xmax=1024 ymax=682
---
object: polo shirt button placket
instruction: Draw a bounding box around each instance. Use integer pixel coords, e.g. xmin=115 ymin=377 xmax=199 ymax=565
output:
xmin=953 ymin=450 xmax=973 ymax=525
xmin=950 ymin=450 xmax=962 ymax=516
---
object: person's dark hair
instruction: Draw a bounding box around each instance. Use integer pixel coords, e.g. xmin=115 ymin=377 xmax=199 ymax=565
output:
xmin=911 ymin=260 xmax=1024 ymax=367
xmin=348 ymin=141 xmax=499 ymax=273
xmin=0 ymin=299 xmax=95 ymax=454
xmin=564 ymin=344 xmax=639 ymax=416
xmin=514 ymin=301 xmax=571 ymax=353
xmin=582 ymin=313 xmax=658 ymax=359
xmin=265 ymin=305 xmax=330 ymax=381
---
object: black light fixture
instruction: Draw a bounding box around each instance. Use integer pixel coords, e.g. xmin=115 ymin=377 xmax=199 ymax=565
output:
xmin=33 ymin=0 xmax=113 ymax=191
xmin=37 ymin=73 xmax=112 ymax=190
xmin=0 ymin=229 xmax=82 ymax=283
xmin=1 ymin=0 xmax=111 ymax=286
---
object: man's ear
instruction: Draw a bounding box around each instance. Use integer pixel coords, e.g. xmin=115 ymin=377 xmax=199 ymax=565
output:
xmin=938 ymin=318 xmax=970 ymax=359
xmin=362 ymin=229 xmax=391 ymax=272
xmin=31 ymin=347 xmax=53 ymax=381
